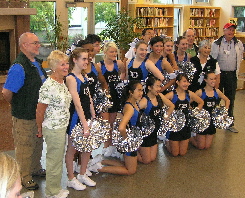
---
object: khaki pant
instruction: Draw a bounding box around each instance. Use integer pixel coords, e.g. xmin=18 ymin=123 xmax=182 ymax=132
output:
xmin=43 ymin=127 xmax=67 ymax=196
xmin=12 ymin=117 xmax=43 ymax=182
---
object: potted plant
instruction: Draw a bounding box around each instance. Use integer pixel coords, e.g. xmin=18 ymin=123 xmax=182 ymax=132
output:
xmin=99 ymin=9 xmax=143 ymax=59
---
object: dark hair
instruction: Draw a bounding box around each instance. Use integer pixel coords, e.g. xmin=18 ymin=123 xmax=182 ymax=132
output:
xmin=76 ymin=39 xmax=90 ymax=47
xmin=204 ymin=70 xmax=215 ymax=80
xmin=121 ymin=80 xmax=141 ymax=106
xmin=149 ymin=36 xmax=163 ymax=47
xmin=135 ymin=40 xmax=147 ymax=49
xmin=174 ymin=36 xmax=186 ymax=51
xmin=145 ymin=76 xmax=161 ymax=93
xmin=142 ymin=28 xmax=153 ymax=36
xmin=68 ymin=47 xmax=87 ymax=72
xmin=85 ymin=34 xmax=102 ymax=44
xmin=175 ymin=73 xmax=189 ymax=88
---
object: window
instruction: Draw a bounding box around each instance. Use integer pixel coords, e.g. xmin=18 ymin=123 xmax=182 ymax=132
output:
xmin=154 ymin=0 xmax=192 ymax=4
xmin=234 ymin=6 xmax=245 ymax=32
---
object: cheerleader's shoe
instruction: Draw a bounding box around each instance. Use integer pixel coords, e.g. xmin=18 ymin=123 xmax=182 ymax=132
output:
xmin=103 ymin=146 xmax=116 ymax=157
xmin=157 ymin=135 xmax=166 ymax=141
xmin=88 ymin=154 xmax=102 ymax=167
xmin=77 ymin=174 xmax=96 ymax=187
xmin=88 ymin=162 xmax=103 ymax=173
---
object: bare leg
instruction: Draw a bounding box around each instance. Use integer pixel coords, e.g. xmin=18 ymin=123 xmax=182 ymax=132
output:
xmin=98 ymin=155 xmax=137 ymax=175
xmin=204 ymin=134 xmax=214 ymax=149
xmin=166 ymin=140 xmax=180 ymax=156
xmin=190 ymin=135 xmax=206 ymax=150
xmin=138 ymin=144 xmax=158 ymax=164
xmin=101 ymin=159 xmax=124 ymax=166
xmin=65 ymin=136 xmax=77 ymax=180
xmin=79 ymin=152 xmax=91 ymax=175
xmin=179 ymin=139 xmax=189 ymax=156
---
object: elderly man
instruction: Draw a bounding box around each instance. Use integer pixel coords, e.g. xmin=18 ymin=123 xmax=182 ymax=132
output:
xmin=2 ymin=32 xmax=47 ymax=189
xmin=211 ymin=23 xmax=244 ymax=133
xmin=183 ymin=29 xmax=199 ymax=57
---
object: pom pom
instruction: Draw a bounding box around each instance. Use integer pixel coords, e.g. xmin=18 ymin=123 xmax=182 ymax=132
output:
xmin=158 ymin=107 xmax=186 ymax=136
xmin=71 ymin=118 xmax=111 ymax=152
xmin=112 ymin=118 xmax=143 ymax=153
xmin=212 ymin=106 xmax=233 ymax=129
xmin=188 ymin=108 xmax=211 ymax=133
xmin=93 ymin=83 xmax=113 ymax=114
xmin=176 ymin=61 xmax=197 ymax=83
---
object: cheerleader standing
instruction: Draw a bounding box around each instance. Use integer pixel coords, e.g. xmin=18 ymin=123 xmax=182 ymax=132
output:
xmin=147 ymin=36 xmax=176 ymax=93
xmin=65 ymin=48 xmax=96 ymax=190
xmin=190 ymin=71 xmax=230 ymax=149
xmin=174 ymin=36 xmax=191 ymax=63
xmin=96 ymin=41 xmax=125 ymax=156
xmin=126 ymin=41 xmax=165 ymax=82
xmin=165 ymin=74 xmax=204 ymax=156
xmin=138 ymin=76 xmax=174 ymax=164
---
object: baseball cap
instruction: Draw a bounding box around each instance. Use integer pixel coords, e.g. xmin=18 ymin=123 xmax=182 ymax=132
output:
xmin=223 ymin=23 xmax=237 ymax=29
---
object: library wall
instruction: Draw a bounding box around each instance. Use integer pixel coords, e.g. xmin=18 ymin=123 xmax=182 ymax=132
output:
xmin=211 ymin=0 xmax=244 ymax=34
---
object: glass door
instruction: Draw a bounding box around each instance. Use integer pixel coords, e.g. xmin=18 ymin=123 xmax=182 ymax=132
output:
xmin=68 ymin=2 xmax=94 ymax=44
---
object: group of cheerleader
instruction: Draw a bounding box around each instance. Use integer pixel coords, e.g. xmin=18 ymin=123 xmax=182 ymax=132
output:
xmin=58 ymin=32 xmax=231 ymax=192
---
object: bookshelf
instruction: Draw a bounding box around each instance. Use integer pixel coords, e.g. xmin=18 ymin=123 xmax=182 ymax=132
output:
xmin=182 ymin=6 xmax=221 ymax=43
xmin=128 ymin=4 xmax=174 ymax=38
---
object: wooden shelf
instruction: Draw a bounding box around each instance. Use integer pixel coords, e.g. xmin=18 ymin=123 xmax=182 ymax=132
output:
xmin=128 ymin=4 xmax=174 ymax=37
xmin=182 ymin=6 xmax=221 ymax=42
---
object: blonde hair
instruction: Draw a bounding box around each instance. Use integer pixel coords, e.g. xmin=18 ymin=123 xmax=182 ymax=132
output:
xmin=47 ymin=50 xmax=68 ymax=71
xmin=103 ymin=41 xmax=118 ymax=59
xmin=0 ymin=152 xmax=20 ymax=198
xmin=68 ymin=47 xmax=88 ymax=73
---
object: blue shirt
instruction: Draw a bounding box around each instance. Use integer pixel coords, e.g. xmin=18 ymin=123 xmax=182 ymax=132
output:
xmin=4 ymin=60 xmax=46 ymax=93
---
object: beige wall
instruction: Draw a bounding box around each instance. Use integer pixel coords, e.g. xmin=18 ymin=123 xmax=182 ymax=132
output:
xmin=211 ymin=0 xmax=245 ymax=35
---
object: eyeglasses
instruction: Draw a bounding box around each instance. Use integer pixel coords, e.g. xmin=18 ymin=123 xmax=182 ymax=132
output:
xmin=28 ymin=41 xmax=41 ymax=46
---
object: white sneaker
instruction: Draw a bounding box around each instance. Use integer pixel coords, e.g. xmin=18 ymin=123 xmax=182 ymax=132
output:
xmin=102 ymin=146 xmax=116 ymax=157
xmin=86 ymin=169 xmax=92 ymax=176
xmin=46 ymin=189 xmax=69 ymax=198
xmin=88 ymin=154 xmax=102 ymax=167
xmin=77 ymin=174 xmax=96 ymax=187
xmin=88 ymin=162 xmax=103 ymax=173
xmin=111 ymin=149 xmax=121 ymax=158
xmin=67 ymin=177 xmax=86 ymax=191
xmin=157 ymin=135 xmax=166 ymax=141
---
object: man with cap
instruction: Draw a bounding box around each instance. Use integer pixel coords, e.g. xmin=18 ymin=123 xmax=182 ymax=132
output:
xmin=211 ymin=23 xmax=244 ymax=133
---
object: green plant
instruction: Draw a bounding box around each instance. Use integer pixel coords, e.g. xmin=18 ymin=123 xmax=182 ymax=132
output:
xmin=46 ymin=15 xmax=69 ymax=53
xmin=99 ymin=9 xmax=143 ymax=51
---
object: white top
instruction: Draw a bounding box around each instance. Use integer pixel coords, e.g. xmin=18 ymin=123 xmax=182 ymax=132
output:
xmin=38 ymin=77 xmax=72 ymax=129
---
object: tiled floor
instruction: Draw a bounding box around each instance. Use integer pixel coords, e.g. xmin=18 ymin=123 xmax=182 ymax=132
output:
xmin=2 ymin=82 xmax=245 ymax=198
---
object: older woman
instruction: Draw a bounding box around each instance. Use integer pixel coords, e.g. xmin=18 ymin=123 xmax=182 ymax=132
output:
xmin=0 ymin=152 xmax=22 ymax=198
xmin=189 ymin=40 xmax=221 ymax=92
xmin=36 ymin=50 xmax=72 ymax=198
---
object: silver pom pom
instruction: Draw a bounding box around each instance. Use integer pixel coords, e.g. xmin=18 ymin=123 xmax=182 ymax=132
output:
xmin=112 ymin=118 xmax=143 ymax=153
xmin=93 ymin=83 xmax=113 ymax=114
xmin=188 ymin=108 xmax=211 ymax=133
xmin=212 ymin=106 xmax=234 ymax=129
xmin=176 ymin=62 xmax=197 ymax=83
xmin=162 ymin=71 xmax=175 ymax=92
xmin=158 ymin=107 xmax=186 ymax=136
xmin=138 ymin=113 xmax=155 ymax=137
xmin=71 ymin=118 xmax=111 ymax=152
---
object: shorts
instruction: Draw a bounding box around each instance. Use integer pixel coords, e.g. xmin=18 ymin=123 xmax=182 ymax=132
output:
xmin=198 ymin=122 xmax=216 ymax=135
xmin=123 ymin=150 xmax=137 ymax=157
xmin=166 ymin=126 xmax=191 ymax=141
xmin=140 ymin=130 xmax=157 ymax=147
